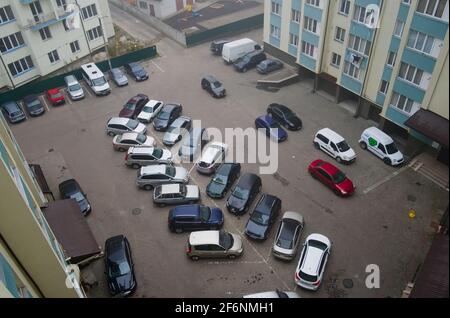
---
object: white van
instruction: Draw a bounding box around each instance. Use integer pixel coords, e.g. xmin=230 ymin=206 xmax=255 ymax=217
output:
xmin=222 ymin=38 xmax=261 ymax=64
xmin=359 ymin=127 xmax=404 ymax=166
xmin=80 ymin=63 xmax=111 ymax=96
xmin=314 ymin=128 xmax=356 ymax=164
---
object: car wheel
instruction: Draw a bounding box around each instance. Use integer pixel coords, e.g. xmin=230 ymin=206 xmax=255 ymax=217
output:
xmin=242 ymin=68 xmax=247 ymax=72
xmin=132 ymin=163 xmax=140 ymax=169
xmin=144 ymin=185 xmax=153 ymax=191
xmin=314 ymin=142 xmax=320 ymax=150
xmin=336 ymin=157 xmax=342 ymax=164
xmin=359 ymin=141 xmax=367 ymax=150
xmin=334 ymin=189 xmax=341 ymax=196
xmin=175 ymin=228 xmax=183 ymax=234
xmin=191 ymin=256 xmax=199 ymax=261
xmin=383 ymin=157 xmax=392 ymax=165
xmin=158 ymin=203 xmax=166 ymax=207
xmin=118 ymin=147 xmax=126 ymax=152
xmin=107 ymin=131 xmax=115 ymax=137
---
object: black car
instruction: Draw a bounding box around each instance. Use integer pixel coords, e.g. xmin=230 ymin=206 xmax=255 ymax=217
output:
xmin=256 ymin=58 xmax=284 ymax=74
xmin=168 ymin=204 xmax=224 ymax=233
xmin=58 ymin=179 xmax=91 ymax=216
xmin=210 ymin=40 xmax=229 ymax=55
xmin=201 ymin=75 xmax=226 ymax=98
xmin=152 ymin=103 xmax=182 ymax=131
xmin=104 ymin=235 xmax=136 ymax=297
xmin=245 ymin=194 xmax=281 ymax=240
xmin=226 ymin=173 xmax=262 ymax=215
xmin=124 ymin=62 xmax=149 ymax=81
xmin=206 ymin=163 xmax=241 ymax=199
xmin=233 ymin=51 xmax=266 ymax=72
xmin=23 ymin=95 xmax=45 ymax=117
xmin=267 ymin=103 xmax=302 ymax=131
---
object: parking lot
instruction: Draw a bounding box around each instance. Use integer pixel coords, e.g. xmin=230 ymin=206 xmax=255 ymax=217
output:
xmin=9 ymin=28 xmax=448 ymax=298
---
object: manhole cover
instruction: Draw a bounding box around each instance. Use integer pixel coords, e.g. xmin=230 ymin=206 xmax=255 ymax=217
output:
xmin=343 ymin=279 xmax=354 ymax=289
xmin=132 ymin=208 xmax=142 ymax=215
xmin=415 ymin=182 xmax=422 ymax=186
xmin=48 ymin=148 xmax=54 ymax=152
xmin=407 ymin=194 xmax=417 ymax=202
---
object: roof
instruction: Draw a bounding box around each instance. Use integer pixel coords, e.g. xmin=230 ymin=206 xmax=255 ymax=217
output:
xmin=317 ymin=160 xmax=340 ymax=175
xmin=189 ymin=230 xmax=220 ymax=246
xmin=160 ymin=184 xmax=182 ymax=194
xmin=301 ymin=246 xmax=323 ymax=276
xmin=255 ymin=194 xmax=280 ymax=214
xmin=121 ymin=132 xmax=139 ymax=140
xmin=238 ymin=173 xmax=260 ymax=187
xmin=108 ymin=117 xmax=129 ymax=125
xmin=362 ymin=127 xmax=394 ymax=144
xmin=201 ymin=143 xmax=225 ymax=163
xmin=404 ymin=109 xmax=449 ymax=148
xmin=81 ymin=63 xmax=104 ymax=79
xmin=171 ymin=116 xmax=191 ymax=127
xmin=47 ymin=88 xmax=60 ymax=94
xmin=282 ymin=211 xmax=304 ymax=224
xmin=145 ymin=100 xmax=163 ymax=108
xmin=128 ymin=147 xmax=155 ymax=154
xmin=224 ymin=38 xmax=255 ymax=48
xmin=203 ymin=75 xmax=218 ymax=82
xmin=141 ymin=165 xmax=166 ymax=175
xmin=317 ymin=128 xmax=345 ymax=143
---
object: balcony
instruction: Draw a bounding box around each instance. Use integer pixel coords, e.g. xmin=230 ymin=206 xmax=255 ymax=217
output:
xmin=23 ymin=8 xmax=74 ymax=31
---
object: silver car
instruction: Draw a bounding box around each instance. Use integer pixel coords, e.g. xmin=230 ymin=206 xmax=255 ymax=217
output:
xmin=243 ymin=291 xmax=300 ymax=298
xmin=137 ymin=100 xmax=164 ymax=123
xmin=163 ymin=116 xmax=192 ymax=146
xmin=106 ymin=117 xmax=147 ymax=136
xmin=110 ymin=68 xmax=128 ymax=87
xmin=272 ymin=211 xmax=304 ymax=261
xmin=196 ymin=142 xmax=228 ymax=175
xmin=126 ymin=147 xmax=173 ymax=168
xmin=64 ymin=75 xmax=84 ymax=100
xmin=187 ymin=230 xmax=243 ymax=261
xmin=153 ymin=184 xmax=200 ymax=206
xmin=112 ymin=132 xmax=155 ymax=152
xmin=136 ymin=164 xmax=189 ymax=190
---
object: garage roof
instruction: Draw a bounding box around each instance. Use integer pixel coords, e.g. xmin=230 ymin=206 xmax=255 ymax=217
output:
xmin=404 ymin=110 xmax=449 ymax=148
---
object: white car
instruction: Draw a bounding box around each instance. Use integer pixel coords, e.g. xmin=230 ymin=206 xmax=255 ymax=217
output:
xmin=314 ymin=128 xmax=356 ymax=164
xmin=136 ymin=164 xmax=189 ymax=190
xmin=196 ymin=142 xmax=228 ymax=175
xmin=359 ymin=127 xmax=404 ymax=166
xmin=113 ymin=132 xmax=155 ymax=152
xmin=243 ymin=290 xmax=300 ymax=298
xmin=294 ymin=233 xmax=331 ymax=291
xmin=136 ymin=100 xmax=164 ymax=123
xmin=106 ymin=117 xmax=147 ymax=136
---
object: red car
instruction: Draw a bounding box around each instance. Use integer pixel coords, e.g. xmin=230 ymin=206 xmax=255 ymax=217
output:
xmin=119 ymin=94 xmax=149 ymax=119
xmin=46 ymin=88 xmax=65 ymax=106
xmin=308 ymin=159 xmax=355 ymax=197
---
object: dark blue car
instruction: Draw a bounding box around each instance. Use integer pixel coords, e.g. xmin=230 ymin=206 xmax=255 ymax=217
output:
xmin=168 ymin=204 xmax=224 ymax=233
xmin=255 ymin=115 xmax=287 ymax=142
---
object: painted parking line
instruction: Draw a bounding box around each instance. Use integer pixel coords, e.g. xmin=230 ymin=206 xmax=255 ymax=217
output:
xmin=41 ymin=96 xmax=50 ymax=112
xmin=151 ymin=60 xmax=165 ymax=73
xmin=362 ymin=164 xmax=411 ymax=194
xmin=64 ymin=89 xmax=72 ymax=105
xmin=82 ymin=83 xmax=93 ymax=97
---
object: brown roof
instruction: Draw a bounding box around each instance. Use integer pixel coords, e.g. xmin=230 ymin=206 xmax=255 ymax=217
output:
xmin=405 ymin=109 xmax=449 ymax=148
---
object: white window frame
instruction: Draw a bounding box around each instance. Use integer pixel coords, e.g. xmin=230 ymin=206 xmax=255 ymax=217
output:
xmin=386 ymin=51 xmax=397 ymax=67
xmin=304 ymin=16 xmax=318 ymax=34
xmin=348 ymin=35 xmax=371 ymax=56
xmin=39 ymin=26 xmax=52 ymax=41
xmin=87 ymin=26 xmax=103 ymax=41
xmin=301 ymin=41 xmax=316 ymax=59
xmin=0 ymin=32 xmax=25 ymax=54
xmin=339 ymin=0 xmax=351 ymax=15
xmin=70 ymin=40 xmax=80 ymax=53
xmin=390 ymin=92 xmax=420 ymax=114
xmin=8 ymin=56 xmax=34 ymax=77
xmin=81 ymin=4 xmax=97 ymax=20
xmin=344 ymin=61 xmax=360 ymax=79
xmin=331 ymin=52 xmax=341 ymax=67
xmin=305 ymin=0 xmax=321 ymax=8
xmin=271 ymin=1 xmax=281 ymax=15
xmin=335 ymin=27 xmax=346 ymax=42
xmin=402 ymin=0 xmax=411 ymax=5
xmin=289 ymin=33 xmax=299 ymax=46
xmin=0 ymin=5 xmax=15 ymax=24
xmin=48 ymin=49 xmax=60 ymax=63
xmin=407 ymin=30 xmax=437 ymax=56
xmin=291 ymin=9 xmax=301 ymax=23
xmin=416 ymin=0 xmax=449 ymax=20
xmin=393 ymin=20 xmax=405 ymax=37
xmin=270 ymin=24 xmax=281 ymax=39
xmin=379 ymin=80 xmax=389 ymax=94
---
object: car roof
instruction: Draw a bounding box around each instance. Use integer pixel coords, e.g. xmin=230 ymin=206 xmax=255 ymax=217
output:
xmin=201 ymin=142 xmax=227 ymax=163
xmin=58 ymin=178 xmax=79 ymax=193
xmin=120 ymin=132 xmax=140 ymax=140
xmin=128 ymin=146 xmax=155 ymax=154
xmin=317 ymin=160 xmax=341 ymax=175
xmin=255 ymin=194 xmax=280 ymax=214
xmin=217 ymin=162 xmax=238 ymax=175
xmin=160 ymin=184 xmax=182 ymax=194
xmin=144 ymin=100 xmax=163 ymax=108
xmin=47 ymin=88 xmax=60 ymax=94
xmin=141 ymin=165 xmax=166 ymax=175
xmin=224 ymin=38 xmax=255 ymax=48
xmin=258 ymin=114 xmax=274 ymax=124
xmin=161 ymin=104 xmax=177 ymax=112
xmin=317 ymin=128 xmax=345 ymax=143
xmin=189 ymin=230 xmax=220 ymax=246
xmin=237 ymin=173 xmax=260 ymax=187
xmin=363 ymin=127 xmax=394 ymax=144
xmin=243 ymin=50 xmax=264 ymax=58
xmin=105 ymin=235 xmax=127 ymax=258
xmin=64 ymin=75 xmax=78 ymax=83
xmin=204 ymin=75 xmax=218 ymax=82
xmin=108 ymin=117 xmax=129 ymax=125
xmin=170 ymin=116 xmax=190 ymax=127
xmin=23 ymin=95 xmax=39 ymax=102
xmin=282 ymin=211 xmax=304 ymax=224
xmin=301 ymin=244 xmax=324 ymax=276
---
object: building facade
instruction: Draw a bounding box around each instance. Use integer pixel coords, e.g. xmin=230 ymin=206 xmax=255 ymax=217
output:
xmin=135 ymin=0 xmax=196 ymax=18
xmin=263 ymin=0 xmax=449 ymax=163
xmin=0 ymin=112 xmax=84 ymax=298
xmin=0 ymin=0 xmax=114 ymax=90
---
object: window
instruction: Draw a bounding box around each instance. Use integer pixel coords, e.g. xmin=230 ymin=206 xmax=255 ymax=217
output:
xmin=8 ymin=56 xmax=34 ymax=77
xmin=407 ymin=30 xmax=435 ymax=54
xmin=56 ymin=0 xmax=66 ymax=9
xmin=270 ymin=24 xmax=280 ymax=38
xmin=81 ymin=4 xmax=97 ymax=20
xmin=416 ymin=0 xmax=448 ymax=19
xmin=139 ymin=1 xmax=148 ymax=10
xmin=390 ymin=92 xmax=418 ymax=114
xmin=306 ymin=0 xmax=320 ymax=7
xmin=87 ymin=26 xmax=103 ymax=41
xmin=393 ymin=20 xmax=404 ymax=37
xmin=353 ymin=4 xmax=375 ymax=24
xmin=39 ymin=26 xmax=51 ymax=40
xmin=377 ymin=143 xmax=386 ymax=154
xmin=304 ymin=16 xmax=318 ymax=33
xmin=289 ymin=33 xmax=299 ymax=46
xmin=403 ymin=0 xmax=411 ymax=4
xmin=339 ymin=0 xmax=351 ymax=15
xmin=48 ymin=50 xmax=60 ymax=63
xmin=301 ymin=41 xmax=316 ymax=58
xmin=271 ymin=1 xmax=281 ymax=15
xmin=379 ymin=80 xmax=389 ymax=94
xmin=291 ymin=9 xmax=301 ymax=23
xmin=398 ymin=62 xmax=424 ymax=85
xmin=0 ymin=5 xmax=15 ymax=24
xmin=70 ymin=40 xmax=80 ymax=53
xmin=0 ymin=32 xmax=25 ymax=53
xmin=343 ymin=61 xmax=360 ymax=79
xmin=335 ymin=27 xmax=346 ymax=42
xmin=386 ymin=51 xmax=397 ymax=67
xmin=348 ymin=35 xmax=371 ymax=56
xmin=331 ymin=52 xmax=341 ymax=67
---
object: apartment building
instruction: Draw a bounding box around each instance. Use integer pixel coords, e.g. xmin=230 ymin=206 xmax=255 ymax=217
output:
xmin=0 ymin=112 xmax=85 ymax=298
xmin=263 ymin=0 xmax=449 ymax=164
xmin=0 ymin=0 xmax=114 ymax=90
xmin=135 ymin=0 xmax=197 ymax=18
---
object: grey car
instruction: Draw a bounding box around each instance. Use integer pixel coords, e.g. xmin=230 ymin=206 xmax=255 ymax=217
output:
xmin=1 ymin=101 xmax=26 ymax=123
xmin=64 ymin=75 xmax=85 ymax=100
xmin=136 ymin=164 xmax=189 ymax=190
xmin=163 ymin=116 xmax=192 ymax=146
xmin=272 ymin=211 xmax=304 ymax=261
xmin=126 ymin=147 xmax=173 ymax=168
xmin=110 ymin=68 xmax=128 ymax=87
xmin=106 ymin=117 xmax=147 ymax=136
xmin=178 ymin=128 xmax=209 ymax=162
xmin=23 ymin=95 xmax=45 ymax=117
xmin=256 ymin=59 xmax=284 ymax=74
xmin=153 ymin=184 xmax=200 ymax=206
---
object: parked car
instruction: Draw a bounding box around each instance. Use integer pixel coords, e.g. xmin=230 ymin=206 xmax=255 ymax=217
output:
xmin=153 ymin=103 xmax=183 ymax=131
xmin=201 ymin=75 xmax=226 ymax=98
xmin=196 ymin=142 xmax=228 ymax=175
xmin=233 ymin=50 xmax=266 ymax=72
xmin=255 ymin=115 xmax=288 ymax=142
xmin=81 ymin=62 xmax=110 ymax=96
xmin=187 ymin=230 xmax=243 ymax=260
xmin=106 ymin=117 xmax=147 ymax=136
xmin=124 ymin=62 xmax=149 ymax=81
xmin=168 ymin=204 xmax=224 ymax=233
xmin=136 ymin=100 xmax=164 ymax=123
xmin=243 ymin=290 xmax=300 ymax=298
xmin=153 ymin=184 xmax=200 ymax=207
xmin=125 ymin=147 xmax=173 ymax=168
xmin=119 ymin=94 xmax=149 ymax=119
xmin=178 ymin=127 xmax=209 ymax=162
xmin=314 ymin=128 xmax=356 ymax=164
xmin=104 ymin=235 xmax=136 ymax=296
xmin=110 ymin=68 xmax=128 ymax=87
xmin=226 ymin=173 xmax=262 ymax=215
xmin=272 ymin=212 xmax=304 ymax=261
xmin=163 ymin=116 xmax=192 ymax=146
xmin=46 ymin=88 xmax=65 ymax=106
xmin=113 ymin=132 xmax=155 ymax=152
xmin=294 ymin=233 xmax=331 ymax=291
xmin=206 ymin=163 xmax=241 ymax=199
xmin=222 ymin=38 xmax=261 ymax=64
xmin=136 ymin=164 xmax=189 ymax=190
xmin=58 ymin=179 xmax=91 ymax=216
xmin=359 ymin=127 xmax=404 ymax=166
xmin=1 ymin=101 xmax=26 ymax=123
xmin=210 ymin=39 xmax=229 ymax=55
xmin=267 ymin=103 xmax=302 ymax=131
xmin=308 ymin=159 xmax=355 ymax=197
xmin=245 ymin=194 xmax=281 ymax=241
xmin=64 ymin=75 xmax=85 ymax=100
xmin=256 ymin=58 xmax=284 ymax=74
xmin=23 ymin=95 xmax=45 ymax=117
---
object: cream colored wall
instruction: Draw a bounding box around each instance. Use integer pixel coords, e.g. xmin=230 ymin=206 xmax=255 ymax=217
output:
xmin=263 ymin=0 xmax=270 ymax=43
xmin=279 ymin=0 xmax=292 ymax=53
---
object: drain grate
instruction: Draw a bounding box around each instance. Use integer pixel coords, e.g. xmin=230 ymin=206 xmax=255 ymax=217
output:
xmin=343 ymin=279 xmax=354 ymax=289
xmin=132 ymin=208 xmax=142 ymax=216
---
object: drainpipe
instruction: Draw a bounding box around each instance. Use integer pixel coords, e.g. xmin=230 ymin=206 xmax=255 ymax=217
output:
xmin=313 ymin=0 xmax=332 ymax=93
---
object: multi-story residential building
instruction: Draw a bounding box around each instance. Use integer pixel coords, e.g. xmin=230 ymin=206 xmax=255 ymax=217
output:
xmin=0 ymin=112 xmax=85 ymax=298
xmin=0 ymin=0 xmax=114 ymax=90
xmin=135 ymin=0 xmax=197 ymax=18
xmin=263 ymin=0 xmax=449 ymax=164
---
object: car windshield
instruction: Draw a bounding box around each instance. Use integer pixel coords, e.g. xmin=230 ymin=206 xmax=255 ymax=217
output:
xmin=250 ymin=211 xmax=269 ymax=226
xmin=51 ymin=92 xmax=63 ymax=98
xmin=309 ymin=239 xmax=328 ymax=251
xmin=232 ymin=187 xmax=249 ymax=200
xmin=240 ymin=56 xmax=251 ymax=63
xmin=109 ymin=260 xmax=131 ymax=278
xmin=127 ymin=120 xmax=139 ymax=130
xmin=112 ymin=69 xmax=122 ymax=76
xmin=213 ymin=174 xmax=227 ymax=185
xmin=199 ymin=206 xmax=211 ymax=222
xmin=165 ymin=166 xmax=175 ymax=177
xmin=143 ymin=106 xmax=153 ymax=113
xmin=158 ymin=111 xmax=170 ymax=120
xmin=92 ymin=77 xmax=106 ymax=86
xmin=69 ymin=192 xmax=84 ymax=203
xmin=125 ymin=102 xmax=136 ymax=110
xmin=152 ymin=148 xmax=163 ymax=159
xmin=136 ymin=134 xmax=146 ymax=144
xmin=385 ymin=142 xmax=399 ymax=154
xmin=27 ymin=99 xmax=41 ymax=108
xmin=131 ymin=65 xmax=141 ymax=72
xmin=336 ymin=140 xmax=350 ymax=152
xmin=219 ymin=231 xmax=234 ymax=250
xmin=299 ymin=271 xmax=318 ymax=283
xmin=68 ymin=83 xmax=81 ymax=91
xmin=213 ymin=81 xmax=222 ymax=88
xmin=332 ymin=171 xmax=347 ymax=184
xmin=167 ymin=126 xmax=180 ymax=133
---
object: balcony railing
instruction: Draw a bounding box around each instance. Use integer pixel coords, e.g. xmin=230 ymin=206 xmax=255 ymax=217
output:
xmin=23 ymin=8 xmax=73 ymax=31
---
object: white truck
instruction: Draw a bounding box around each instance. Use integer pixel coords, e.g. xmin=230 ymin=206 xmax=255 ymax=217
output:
xmin=221 ymin=38 xmax=261 ymax=64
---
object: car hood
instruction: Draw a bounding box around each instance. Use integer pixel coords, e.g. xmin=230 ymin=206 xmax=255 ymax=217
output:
xmin=77 ymin=198 xmax=90 ymax=214
xmin=134 ymin=123 xmax=147 ymax=134
xmin=185 ymin=186 xmax=200 ymax=199
xmin=206 ymin=181 xmax=226 ymax=197
xmin=137 ymin=112 xmax=152 ymax=121
xmin=210 ymin=207 xmax=224 ymax=223
xmin=161 ymin=149 xmax=173 ymax=161
xmin=109 ymin=272 xmax=134 ymax=295
xmin=95 ymin=83 xmax=110 ymax=92
xmin=230 ymin=233 xmax=243 ymax=253
xmin=142 ymin=137 xmax=155 ymax=147
xmin=245 ymin=219 xmax=268 ymax=238
xmin=163 ymin=131 xmax=180 ymax=144
xmin=70 ymin=88 xmax=84 ymax=97
xmin=174 ymin=167 xmax=189 ymax=181
xmin=273 ymin=244 xmax=295 ymax=256
xmin=116 ymin=76 xmax=128 ymax=84
xmin=212 ymin=86 xmax=225 ymax=94
xmin=271 ymin=127 xmax=287 ymax=139
xmin=390 ymin=150 xmax=404 ymax=162
xmin=119 ymin=109 xmax=133 ymax=117
xmin=340 ymin=148 xmax=357 ymax=160
xmin=227 ymin=194 xmax=247 ymax=211
xmin=134 ymin=70 xmax=147 ymax=78
xmin=153 ymin=118 xmax=169 ymax=129
xmin=336 ymin=178 xmax=355 ymax=194
xmin=234 ymin=60 xmax=246 ymax=69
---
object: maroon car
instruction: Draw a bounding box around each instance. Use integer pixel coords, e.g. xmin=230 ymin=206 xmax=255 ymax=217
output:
xmin=119 ymin=94 xmax=149 ymax=119
xmin=308 ymin=159 xmax=355 ymax=197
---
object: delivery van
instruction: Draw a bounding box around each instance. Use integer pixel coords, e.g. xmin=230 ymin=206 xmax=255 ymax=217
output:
xmin=222 ymin=38 xmax=261 ymax=64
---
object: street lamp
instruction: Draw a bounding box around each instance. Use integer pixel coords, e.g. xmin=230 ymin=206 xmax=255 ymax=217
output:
xmin=97 ymin=16 xmax=113 ymax=72
xmin=72 ymin=0 xmax=92 ymax=59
